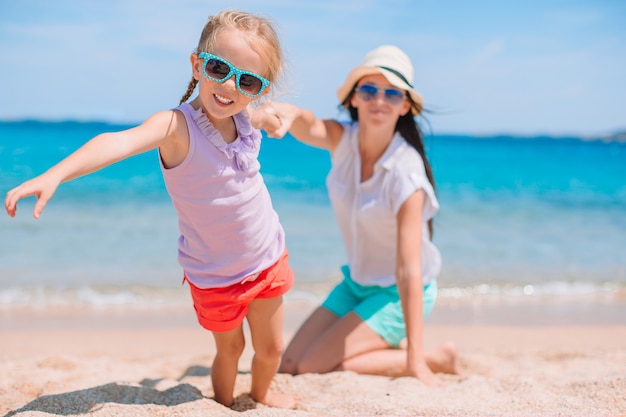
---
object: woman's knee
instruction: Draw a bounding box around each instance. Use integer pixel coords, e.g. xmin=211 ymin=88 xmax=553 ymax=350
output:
xmin=296 ymin=352 xmax=336 ymax=375
xmin=279 ymin=350 xmax=299 ymax=374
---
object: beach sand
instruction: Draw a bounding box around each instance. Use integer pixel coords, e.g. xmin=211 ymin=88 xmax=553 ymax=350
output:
xmin=1 ymin=297 xmax=625 ymax=417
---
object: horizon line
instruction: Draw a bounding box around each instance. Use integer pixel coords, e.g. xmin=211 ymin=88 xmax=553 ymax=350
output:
xmin=1 ymin=117 xmax=625 ymax=142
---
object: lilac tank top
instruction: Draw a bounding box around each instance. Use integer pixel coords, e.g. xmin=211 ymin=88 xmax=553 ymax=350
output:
xmin=160 ymin=103 xmax=285 ymax=288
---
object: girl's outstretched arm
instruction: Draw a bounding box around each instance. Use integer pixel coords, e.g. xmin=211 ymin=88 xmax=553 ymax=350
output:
xmin=5 ymin=110 xmax=184 ymax=219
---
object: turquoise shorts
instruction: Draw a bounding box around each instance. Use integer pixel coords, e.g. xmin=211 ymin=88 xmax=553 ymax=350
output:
xmin=322 ymin=265 xmax=438 ymax=347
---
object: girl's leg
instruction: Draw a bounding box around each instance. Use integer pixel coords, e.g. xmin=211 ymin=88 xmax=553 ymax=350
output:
xmin=210 ymin=326 xmax=245 ymax=407
xmin=279 ymin=306 xmax=341 ymax=375
xmin=246 ymin=296 xmax=297 ymax=409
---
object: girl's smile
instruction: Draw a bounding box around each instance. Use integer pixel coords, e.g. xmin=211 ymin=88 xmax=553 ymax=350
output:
xmin=213 ymin=92 xmax=234 ymax=106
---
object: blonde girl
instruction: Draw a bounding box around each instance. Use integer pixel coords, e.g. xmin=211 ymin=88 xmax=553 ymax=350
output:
xmin=5 ymin=9 xmax=296 ymax=409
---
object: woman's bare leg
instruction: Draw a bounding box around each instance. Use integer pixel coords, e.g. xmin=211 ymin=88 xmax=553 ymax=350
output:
xmin=341 ymin=341 xmax=460 ymax=376
xmin=247 ymin=296 xmax=297 ymax=409
xmin=288 ymin=311 xmax=460 ymax=377
xmin=295 ymin=312 xmax=390 ymax=374
xmin=279 ymin=306 xmax=340 ymax=374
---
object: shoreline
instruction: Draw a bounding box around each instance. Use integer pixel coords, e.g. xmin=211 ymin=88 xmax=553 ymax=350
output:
xmin=2 ymin=288 xmax=625 ymax=331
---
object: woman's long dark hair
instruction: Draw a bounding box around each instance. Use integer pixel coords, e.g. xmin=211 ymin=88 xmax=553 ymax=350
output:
xmin=342 ymin=92 xmax=436 ymax=238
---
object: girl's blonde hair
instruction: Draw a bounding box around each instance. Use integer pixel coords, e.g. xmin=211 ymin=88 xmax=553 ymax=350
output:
xmin=180 ymin=9 xmax=284 ymax=104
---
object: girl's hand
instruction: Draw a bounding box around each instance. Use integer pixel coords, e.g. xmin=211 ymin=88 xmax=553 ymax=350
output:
xmin=250 ymin=101 xmax=298 ymax=139
xmin=251 ymin=101 xmax=339 ymax=151
xmin=262 ymin=102 xmax=297 ymax=138
xmin=5 ymin=175 xmax=60 ymax=219
xmin=249 ymin=103 xmax=282 ymax=136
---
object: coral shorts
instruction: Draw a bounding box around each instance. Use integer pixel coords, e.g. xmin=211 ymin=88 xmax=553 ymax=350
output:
xmin=185 ymin=250 xmax=294 ymax=332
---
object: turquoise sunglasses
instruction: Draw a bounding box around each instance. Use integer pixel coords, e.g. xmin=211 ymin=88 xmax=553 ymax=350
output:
xmin=197 ymin=52 xmax=270 ymax=98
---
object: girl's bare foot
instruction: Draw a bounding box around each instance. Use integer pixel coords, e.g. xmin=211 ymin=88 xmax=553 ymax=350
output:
xmin=255 ymin=391 xmax=298 ymax=409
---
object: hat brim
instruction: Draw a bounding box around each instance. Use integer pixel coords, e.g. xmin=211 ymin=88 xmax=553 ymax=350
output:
xmin=336 ymin=66 xmax=423 ymax=115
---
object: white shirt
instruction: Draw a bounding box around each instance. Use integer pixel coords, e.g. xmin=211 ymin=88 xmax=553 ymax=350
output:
xmin=326 ymin=122 xmax=441 ymax=287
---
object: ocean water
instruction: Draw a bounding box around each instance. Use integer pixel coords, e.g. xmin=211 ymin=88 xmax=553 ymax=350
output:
xmin=1 ymin=120 xmax=625 ymax=309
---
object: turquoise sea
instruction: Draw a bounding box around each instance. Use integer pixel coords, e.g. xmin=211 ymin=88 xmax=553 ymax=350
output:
xmin=1 ymin=120 xmax=625 ymax=312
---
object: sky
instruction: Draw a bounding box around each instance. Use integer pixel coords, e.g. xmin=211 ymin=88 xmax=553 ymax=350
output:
xmin=1 ymin=0 xmax=625 ymax=136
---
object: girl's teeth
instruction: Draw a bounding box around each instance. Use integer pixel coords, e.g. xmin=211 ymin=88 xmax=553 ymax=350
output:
xmin=215 ymin=94 xmax=233 ymax=104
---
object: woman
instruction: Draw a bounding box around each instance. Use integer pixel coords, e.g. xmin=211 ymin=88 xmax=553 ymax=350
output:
xmin=258 ymin=45 xmax=459 ymax=386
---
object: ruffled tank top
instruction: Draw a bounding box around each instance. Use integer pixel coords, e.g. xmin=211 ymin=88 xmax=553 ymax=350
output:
xmin=159 ymin=103 xmax=285 ymax=288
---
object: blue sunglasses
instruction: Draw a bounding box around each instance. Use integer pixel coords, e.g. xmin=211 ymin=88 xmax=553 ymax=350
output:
xmin=198 ymin=52 xmax=270 ymax=98
xmin=355 ymin=84 xmax=406 ymax=105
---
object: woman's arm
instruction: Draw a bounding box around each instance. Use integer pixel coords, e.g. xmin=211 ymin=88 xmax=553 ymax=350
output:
xmin=396 ymin=189 xmax=443 ymax=386
xmin=250 ymin=101 xmax=343 ymax=152
xmin=5 ymin=110 xmax=184 ymax=219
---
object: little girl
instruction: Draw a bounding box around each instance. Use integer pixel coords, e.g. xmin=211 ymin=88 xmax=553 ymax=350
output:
xmin=4 ymin=9 xmax=296 ymax=409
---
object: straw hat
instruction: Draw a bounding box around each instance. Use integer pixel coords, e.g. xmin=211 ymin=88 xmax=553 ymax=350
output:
xmin=336 ymin=45 xmax=423 ymax=115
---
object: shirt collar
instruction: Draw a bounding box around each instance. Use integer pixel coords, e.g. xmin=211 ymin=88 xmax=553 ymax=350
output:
xmin=376 ymin=131 xmax=407 ymax=171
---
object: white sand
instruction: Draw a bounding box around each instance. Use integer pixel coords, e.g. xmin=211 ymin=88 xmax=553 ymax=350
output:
xmin=1 ymin=302 xmax=625 ymax=416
